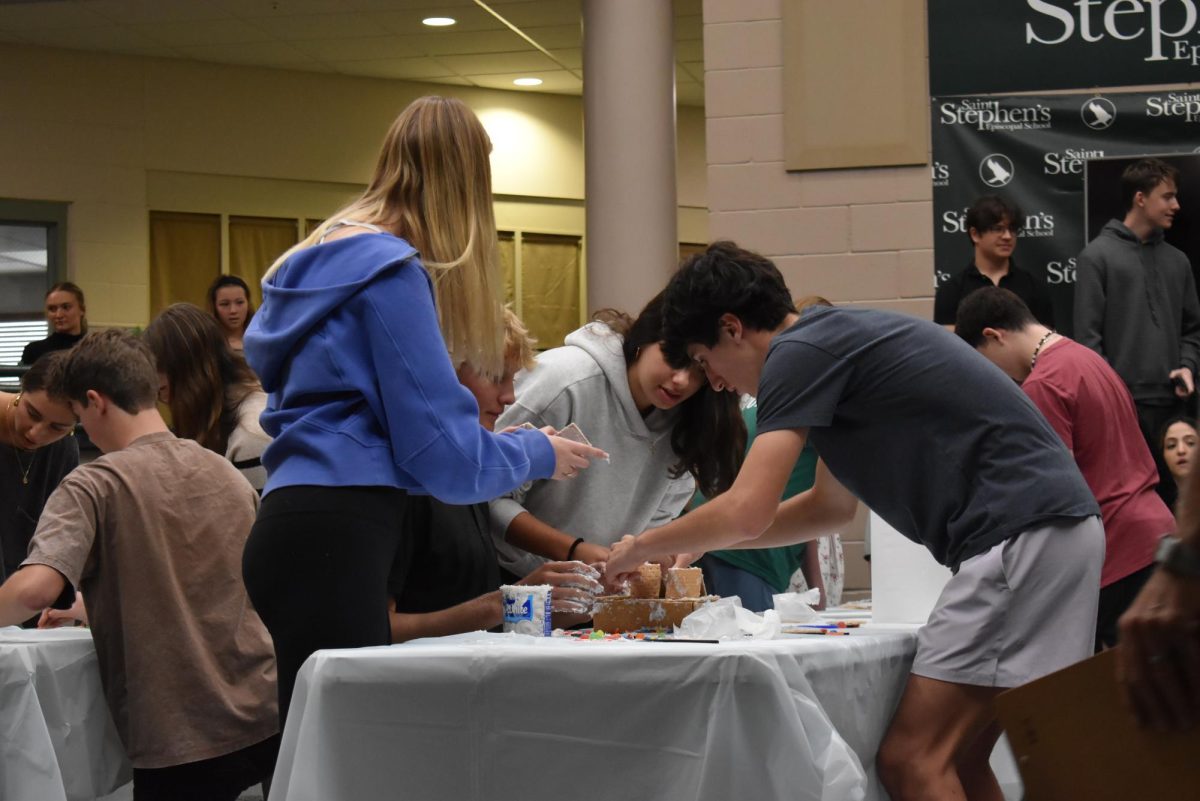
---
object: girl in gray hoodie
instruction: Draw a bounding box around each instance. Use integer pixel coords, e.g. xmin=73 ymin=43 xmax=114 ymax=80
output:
xmin=491 ymin=291 xmax=746 ymax=578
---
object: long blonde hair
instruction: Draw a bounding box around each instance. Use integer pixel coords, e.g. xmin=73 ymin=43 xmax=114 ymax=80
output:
xmin=266 ymin=96 xmax=505 ymax=377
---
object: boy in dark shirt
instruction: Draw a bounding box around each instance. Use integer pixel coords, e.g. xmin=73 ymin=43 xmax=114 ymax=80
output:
xmin=606 ymin=242 xmax=1103 ymax=801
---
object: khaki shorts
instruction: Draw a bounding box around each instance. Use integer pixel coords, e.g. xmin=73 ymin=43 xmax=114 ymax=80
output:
xmin=912 ymin=516 xmax=1105 ymax=688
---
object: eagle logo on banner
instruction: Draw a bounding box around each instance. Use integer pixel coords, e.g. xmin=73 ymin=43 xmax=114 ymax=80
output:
xmin=1082 ymin=98 xmax=1117 ymax=130
xmin=979 ymin=154 xmax=1015 ymax=188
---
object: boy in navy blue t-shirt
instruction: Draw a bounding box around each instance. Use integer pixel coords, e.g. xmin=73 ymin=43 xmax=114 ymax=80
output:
xmin=605 ymin=242 xmax=1103 ymax=801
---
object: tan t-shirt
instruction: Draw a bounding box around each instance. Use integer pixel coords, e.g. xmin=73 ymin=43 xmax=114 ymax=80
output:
xmin=23 ymin=431 xmax=278 ymax=768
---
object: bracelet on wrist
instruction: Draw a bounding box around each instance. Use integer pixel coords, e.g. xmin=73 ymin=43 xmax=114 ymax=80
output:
xmin=566 ymin=537 xmax=585 ymax=561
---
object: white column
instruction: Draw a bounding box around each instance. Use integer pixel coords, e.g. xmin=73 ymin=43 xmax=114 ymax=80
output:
xmin=583 ymin=0 xmax=677 ymax=315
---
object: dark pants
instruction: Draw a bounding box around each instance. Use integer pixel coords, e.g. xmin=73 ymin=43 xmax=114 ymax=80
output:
xmin=697 ymin=554 xmax=777 ymax=612
xmin=132 ymin=734 xmax=280 ymax=801
xmin=242 ymin=485 xmax=412 ymax=726
xmin=1134 ymin=399 xmax=1188 ymax=509
xmin=1096 ymin=563 xmax=1156 ymax=651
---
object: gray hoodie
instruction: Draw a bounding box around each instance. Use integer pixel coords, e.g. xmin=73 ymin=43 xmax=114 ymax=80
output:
xmin=1074 ymin=219 xmax=1200 ymax=403
xmin=489 ymin=322 xmax=696 ymax=578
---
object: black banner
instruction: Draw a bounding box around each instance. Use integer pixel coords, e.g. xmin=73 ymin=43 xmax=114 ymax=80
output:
xmin=930 ymin=90 xmax=1200 ymax=335
xmin=929 ymin=0 xmax=1200 ymax=96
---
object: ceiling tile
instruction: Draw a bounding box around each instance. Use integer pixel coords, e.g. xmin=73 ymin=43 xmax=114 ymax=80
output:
xmin=17 ymin=25 xmax=168 ymax=52
xmin=676 ymin=81 xmax=704 ymax=107
xmin=679 ymin=60 xmax=703 ymax=83
xmin=517 ymin=24 xmax=579 ymax=50
xmin=481 ymin=0 xmax=581 ymax=28
xmin=437 ymin=50 xmax=558 ymax=76
xmin=129 ymin=18 xmax=271 ymax=48
xmin=675 ymin=14 xmax=702 ymax=40
xmin=466 ymin=69 xmax=581 ymax=93
xmin=675 ymin=38 xmax=702 ymax=61
xmin=176 ymin=40 xmax=317 ymax=67
xmin=349 ymin=0 xmax=478 ymax=10
xmin=545 ymin=48 xmax=581 ymax=70
xmin=417 ymin=29 xmax=533 ymax=56
xmin=83 ymin=0 xmax=235 ymax=25
xmin=271 ymin=60 xmax=337 ymax=73
xmin=413 ymin=75 xmax=474 ymax=87
xmin=367 ymin=6 xmax=506 ymax=35
xmin=290 ymin=35 xmax=423 ymax=62
xmin=329 ymin=55 xmax=457 ymax=80
xmin=244 ymin=11 xmax=385 ymax=40
xmin=0 ymin=2 xmax=112 ymax=30
xmin=216 ymin=0 xmax=352 ymax=18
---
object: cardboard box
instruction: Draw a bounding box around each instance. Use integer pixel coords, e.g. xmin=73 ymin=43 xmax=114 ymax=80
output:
xmin=995 ymin=648 xmax=1200 ymax=801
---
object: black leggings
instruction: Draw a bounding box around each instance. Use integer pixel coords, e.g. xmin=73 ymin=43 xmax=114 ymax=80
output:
xmin=242 ymin=485 xmax=412 ymax=725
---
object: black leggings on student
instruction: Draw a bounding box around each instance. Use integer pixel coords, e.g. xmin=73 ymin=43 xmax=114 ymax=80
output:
xmin=242 ymin=485 xmax=413 ymax=725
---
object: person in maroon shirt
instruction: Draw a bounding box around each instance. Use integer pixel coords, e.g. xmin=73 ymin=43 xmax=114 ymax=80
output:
xmin=957 ymin=287 xmax=1175 ymax=649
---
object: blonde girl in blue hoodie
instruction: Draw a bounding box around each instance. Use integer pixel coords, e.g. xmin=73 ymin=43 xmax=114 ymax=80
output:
xmin=242 ymin=96 xmax=605 ymax=722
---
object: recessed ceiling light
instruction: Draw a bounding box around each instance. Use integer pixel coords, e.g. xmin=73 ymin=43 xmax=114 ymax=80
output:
xmin=422 ymin=17 xmax=456 ymax=27
xmin=513 ymin=77 xmax=543 ymax=87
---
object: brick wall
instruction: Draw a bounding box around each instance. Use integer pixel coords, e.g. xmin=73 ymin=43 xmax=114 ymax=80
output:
xmin=702 ymin=0 xmax=936 ymax=596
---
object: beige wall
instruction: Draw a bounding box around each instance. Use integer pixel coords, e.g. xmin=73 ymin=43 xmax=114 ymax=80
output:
xmin=0 ymin=43 xmax=708 ymax=327
xmin=702 ymin=0 xmax=934 ymax=323
xmin=702 ymin=0 xmax=937 ymax=595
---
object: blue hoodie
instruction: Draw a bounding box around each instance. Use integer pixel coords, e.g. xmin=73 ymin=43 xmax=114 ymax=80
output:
xmin=244 ymin=233 xmax=555 ymax=501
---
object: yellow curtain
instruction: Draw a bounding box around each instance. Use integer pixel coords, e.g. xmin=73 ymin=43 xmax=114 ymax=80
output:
xmin=229 ymin=216 xmax=299 ymax=307
xmin=149 ymin=211 xmax=220 ymax=318
xmin=520 ymin=234 xmax=581 ymax=351
xmin=498 ymin=231 xmax=516 ymax=309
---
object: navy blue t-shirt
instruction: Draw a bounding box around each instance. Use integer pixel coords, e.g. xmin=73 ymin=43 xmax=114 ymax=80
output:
xmin=755 ymin=306 xmax=1098 ymax=570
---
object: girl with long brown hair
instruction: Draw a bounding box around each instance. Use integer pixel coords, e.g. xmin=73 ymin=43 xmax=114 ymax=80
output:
xmin=144 ymin=303 xmax=269 ymax=491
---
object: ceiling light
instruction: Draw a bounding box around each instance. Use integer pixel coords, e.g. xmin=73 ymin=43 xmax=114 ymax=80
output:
xmin=513 ymin=77 xmax=543 ymax=87
xmin=422 ymin=17 xmax=456 ymax=27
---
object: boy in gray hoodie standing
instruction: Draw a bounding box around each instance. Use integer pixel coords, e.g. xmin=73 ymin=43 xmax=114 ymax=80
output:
xmin=1074 ymin=157 xmax=1200 ymax=501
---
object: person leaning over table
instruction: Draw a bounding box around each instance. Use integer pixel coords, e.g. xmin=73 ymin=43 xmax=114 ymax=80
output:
xmin=388 ymin=308 xmax=601 ymax=641
xmin=604 ymin=241 xmax=1103 ymax=801
xmin=488 ymin=289 xmax=745 ymax=581
xmin=240 ymin=95 xmax=606 ymax=726
xmin=956 ymin=286 xmax=1173 ymax=651
xmin=0 ymin=351 xmax=78 ymax=591
xmin=0 ymin=329 xmax=278 ymax=801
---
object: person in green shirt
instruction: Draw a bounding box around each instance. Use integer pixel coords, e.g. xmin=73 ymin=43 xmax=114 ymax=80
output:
xmin=691 ymin=402 xmax=832 ymax=611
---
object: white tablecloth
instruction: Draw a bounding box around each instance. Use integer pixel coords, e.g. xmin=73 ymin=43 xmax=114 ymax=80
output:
xmin=0 ymin=626 xmax=130 ymax=801
xmin=272 ymin=627 xmax=920 ymax=801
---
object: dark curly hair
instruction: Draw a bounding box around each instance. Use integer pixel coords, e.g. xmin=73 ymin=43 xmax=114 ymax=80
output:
xmin=953 ymin=286 xmax=1037 ymax=348
xmin=593 ymin=289 xmax=746 ymax=497
xmin=661 ymin=241 xmax=796 ymax=368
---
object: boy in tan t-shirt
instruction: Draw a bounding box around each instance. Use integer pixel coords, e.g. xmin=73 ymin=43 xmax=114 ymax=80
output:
xmin=0 ymin=328 xmax=279 ymax=801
